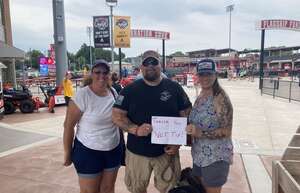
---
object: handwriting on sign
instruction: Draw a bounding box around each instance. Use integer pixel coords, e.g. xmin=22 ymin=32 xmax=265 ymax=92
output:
xmin=151 ymin=116 xmax=187 ymax=145
xmin=153 ymin=131 xmax=185 ymax=138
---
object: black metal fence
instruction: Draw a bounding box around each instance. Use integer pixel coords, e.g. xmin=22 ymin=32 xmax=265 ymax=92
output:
xmin=262 ymin=78 xmax=300 ymax=102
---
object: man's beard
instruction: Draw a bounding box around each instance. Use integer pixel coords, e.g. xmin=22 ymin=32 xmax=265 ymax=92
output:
xmin=143 ymin=71 xmax=160 ymax=81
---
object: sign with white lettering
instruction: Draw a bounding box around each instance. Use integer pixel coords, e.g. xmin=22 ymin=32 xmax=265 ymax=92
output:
xmin=54 ymin=95 xmax=66 ymax=105
xmin=257 ymin=20 xmax=300 ymax=31
xmin=131 ymin=29 xmax=170 ymax=40
xmin=151 ymin=116 xmax=187 ymax=145
xmin=93 ymin=16 xmax=111 ymax=48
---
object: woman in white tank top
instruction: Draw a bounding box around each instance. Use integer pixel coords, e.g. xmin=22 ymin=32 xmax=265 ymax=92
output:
xmin=63 ymin=60 xmax=121 ymax=193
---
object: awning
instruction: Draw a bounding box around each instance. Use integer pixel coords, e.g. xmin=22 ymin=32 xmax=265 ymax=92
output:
xmin=0 ymin=62 xmax=7 ymax=69
xmin=270 ymin=60 xmax=292 ymax=63
xmin=0 ymin=41 xmax=25 ymax=58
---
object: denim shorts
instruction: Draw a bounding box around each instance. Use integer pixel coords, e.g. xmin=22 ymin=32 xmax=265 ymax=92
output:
xmin=192 ymin=161 xmax=230 ymax=187
xmin=71 ymin=138 xmax=122 ymax=178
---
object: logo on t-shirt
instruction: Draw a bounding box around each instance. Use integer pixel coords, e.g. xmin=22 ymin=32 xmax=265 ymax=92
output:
xmin=115 ymin=95 xmax=124 ymax=105
xmin=160 ymin=91 xmax=171 ymax=102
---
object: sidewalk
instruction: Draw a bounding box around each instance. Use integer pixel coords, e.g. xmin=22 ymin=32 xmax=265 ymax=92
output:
xmin=0 ymin=78 xmax=299 ymax=193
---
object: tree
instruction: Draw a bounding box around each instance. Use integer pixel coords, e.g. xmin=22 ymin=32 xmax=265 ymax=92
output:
xmin=67 ymin=51 xmax=76 ymax=64
xmin=75 ymin=43 xmax=91 ymax=65
xmin=75 ymin=43 xmax=126 ymax=65
xmin=94 ymin=48 xmax=112 ymax=62
xmin=169 ymin=51 xmax=185 ymax=57
xmin=25 ymin=49 xmax=44 ymax=69
xmin=77 ymin=56 xmax=86 ymax=70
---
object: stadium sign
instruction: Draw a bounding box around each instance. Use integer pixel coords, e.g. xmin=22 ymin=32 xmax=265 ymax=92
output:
xmin=257 ymin=19 xmax=300 ymax=31
xmin=131 ymin=29 xmax=170 ymax=40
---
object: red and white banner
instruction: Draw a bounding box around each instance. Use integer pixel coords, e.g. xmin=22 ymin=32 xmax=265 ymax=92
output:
xmin=131 ymin=29 xmax=170 ymax=40
xmin=257 ymin=20 xmax=300 ymax=31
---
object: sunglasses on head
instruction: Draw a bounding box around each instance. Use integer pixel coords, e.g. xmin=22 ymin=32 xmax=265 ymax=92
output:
xmin=142 ymin=57 xmax=159 ymax=67
xmin=93 ymin=70 xmax=109 ymax=75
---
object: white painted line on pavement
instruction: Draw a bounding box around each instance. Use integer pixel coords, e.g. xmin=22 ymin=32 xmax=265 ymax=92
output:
xmin=242 ymin=154 xmax=272 ymax=193
xmin=0 ymin=137 xmax=58 ymax=158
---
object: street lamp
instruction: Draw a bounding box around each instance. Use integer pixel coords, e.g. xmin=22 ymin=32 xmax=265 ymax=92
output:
xmin=86 ymin=26 xmax=93 ymax=69
xmin=105 ymin=0 xmax=118 ymax=71
xmin=226 ymin=4 xmax=234 ymax=56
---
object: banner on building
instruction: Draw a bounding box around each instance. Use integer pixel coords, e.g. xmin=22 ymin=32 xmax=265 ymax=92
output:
xmin=114 ymin=16 xmax=131 ymax=48
xmin=93 ymin=16 xmax=110 ymax=48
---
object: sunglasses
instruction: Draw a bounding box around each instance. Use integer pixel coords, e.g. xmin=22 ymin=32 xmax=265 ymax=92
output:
xmin=93 ymin=70 xmax=109 ymax=75
xmin=142 ymin=57 xmax=159 ymax=67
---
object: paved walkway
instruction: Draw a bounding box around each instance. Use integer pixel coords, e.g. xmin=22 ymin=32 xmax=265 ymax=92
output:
xmin=0 ymin=78 xmax=299 ymax=193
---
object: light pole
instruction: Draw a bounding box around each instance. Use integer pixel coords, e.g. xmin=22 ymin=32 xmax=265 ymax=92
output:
xmin=105 ymin=0 xmax=118 ymax=71
xmin=52 ymin=0 xmax=68 ymax=86
xmin=226 ymin=4 xmax=234 ymax=56
xmin=87 ymin=26 xmax=93 ymax=69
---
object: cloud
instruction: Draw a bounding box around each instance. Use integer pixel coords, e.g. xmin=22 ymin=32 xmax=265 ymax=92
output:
xmin=9 ymin=0 xmax=300 ymax=58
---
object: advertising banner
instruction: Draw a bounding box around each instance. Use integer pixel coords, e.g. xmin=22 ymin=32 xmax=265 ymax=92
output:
xmin=131 ymin=29 xmax=170 ymax=40
xmin=39 ymin=57 xmax=48 ymax=76
xmin=106 ymin=0 xmax=117 ymax=3
xmin=114 ymin=16 xmax=131 ymax=48
xmin=93 ymin=16 xmax=111 ymax=48
xmin=257 ymin=20 xmax=300 ymax=31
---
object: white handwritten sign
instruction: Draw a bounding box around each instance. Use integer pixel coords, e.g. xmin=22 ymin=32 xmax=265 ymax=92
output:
xmin=151 ymin=116 xmax=187 ymax=145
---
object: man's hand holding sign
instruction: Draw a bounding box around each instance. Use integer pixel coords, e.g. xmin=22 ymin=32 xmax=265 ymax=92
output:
xmin=151 ymin=116 xmax=187 ymax=155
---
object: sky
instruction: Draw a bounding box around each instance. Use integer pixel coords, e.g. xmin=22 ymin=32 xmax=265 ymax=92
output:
xmin=9 ymin=0 xmax=300 ymax=57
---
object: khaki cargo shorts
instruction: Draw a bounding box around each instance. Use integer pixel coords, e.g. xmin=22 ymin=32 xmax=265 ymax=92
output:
xmin=125 ymin=150 xmax=181 ymax=193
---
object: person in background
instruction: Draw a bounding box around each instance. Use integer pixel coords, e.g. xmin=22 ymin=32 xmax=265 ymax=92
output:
xmin=122 ymin=67 xmax=128 ymax=78
xmin=62 ymin=71 xmax=74 ymax=106
xmin=63 ymin=59 xmax=122 ymax=193
xmin=111 ymin=72 xmax=122 ymax=94
xmin=186 ymin=59 xmax=233 ymax=193
xmin=113 ymin=50 xmax=192 ymax=193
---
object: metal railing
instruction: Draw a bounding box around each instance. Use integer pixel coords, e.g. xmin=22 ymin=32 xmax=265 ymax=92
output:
xmin=262 ymin=78 xmax=300 ymax=102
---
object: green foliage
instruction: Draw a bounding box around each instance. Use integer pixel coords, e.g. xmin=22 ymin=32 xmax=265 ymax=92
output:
xmin=169 ymin=51 xmax=185 ymax=57
xmin=22 ymin=43 xmax=126 ymax=72
xmin=25 ymin=49 xmax=44 ymax=69
xmin=67 ymin=52 xmax=76 ymax=64
xmin=94 ymin=48 xmax=112 ymax=62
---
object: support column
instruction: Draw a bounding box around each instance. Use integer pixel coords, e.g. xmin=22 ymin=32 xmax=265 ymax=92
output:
xmin=162 ymin=39 xmax=165 ymax=73
xmin=2 ymin=59 xmax=16 ymax=88
xmin=52 ymin=0 xmax=68 ymax=86
xmin=119 ymin=48 xmax=122 ymax=78
xmin=12 ymin=58 xmax=16 ymax=87
xmin=259 ymin=30 xmax=265 ymax=90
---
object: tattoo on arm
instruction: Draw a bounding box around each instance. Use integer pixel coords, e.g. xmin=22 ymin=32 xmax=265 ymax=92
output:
xmin=216 ymin=93 xmax=233 ymax=131
xmin=112 ymin=108 xmax=137 ymax=133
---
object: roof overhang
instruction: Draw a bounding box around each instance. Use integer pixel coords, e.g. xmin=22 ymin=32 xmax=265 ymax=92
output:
xmin=0 ymin=41 xmax=25 ymax=59
xmin=270 ymin=60 xmax=292 ymax=63
xmin=0 ymin=62 xmax=7 ymax=69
